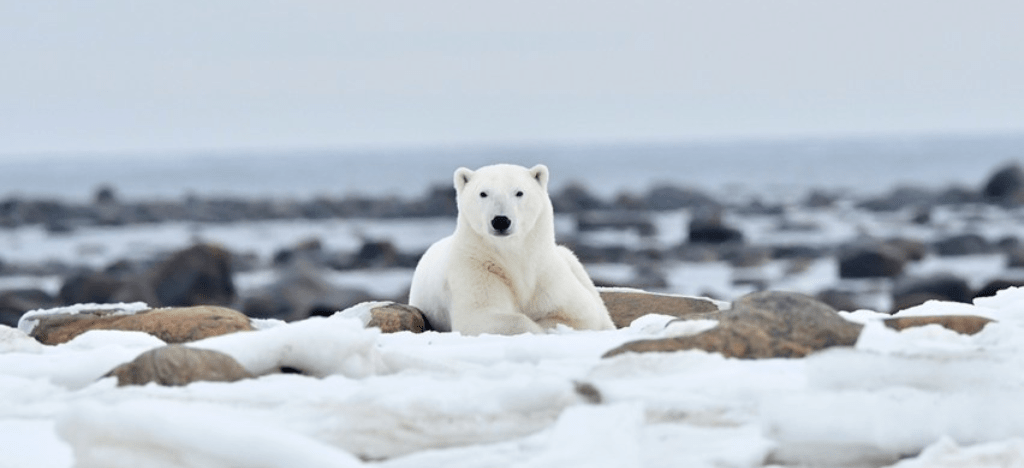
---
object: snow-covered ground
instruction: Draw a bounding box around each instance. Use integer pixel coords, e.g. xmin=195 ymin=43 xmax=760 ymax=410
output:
xmin=3 ymin=288 xmax=1024 ymax=468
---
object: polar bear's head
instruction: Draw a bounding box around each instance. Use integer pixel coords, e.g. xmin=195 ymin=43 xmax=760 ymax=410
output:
xmin=453 ymin=164 xmax=551 ymax=239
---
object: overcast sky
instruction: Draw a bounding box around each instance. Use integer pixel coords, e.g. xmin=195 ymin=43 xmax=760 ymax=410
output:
xmin=2 ymin=1 xmax=1023 ymax=157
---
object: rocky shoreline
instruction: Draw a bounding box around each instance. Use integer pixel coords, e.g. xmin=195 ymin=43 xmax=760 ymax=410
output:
xmin=2 ymin=162 xmax=1024 ymax=327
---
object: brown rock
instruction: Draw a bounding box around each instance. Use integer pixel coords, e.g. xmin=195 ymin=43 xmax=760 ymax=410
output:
xmin=599 ymin=290 xmax=720 ymax=329
xmin=368 ymin=303 xmax=428 ymax=333
xmin=883 ymin=315 xmax=994 ymax=335
xmin=604 ymin=291 xmax=863 ymax=359
xmin=106 ymin=345 xmax=253 ymax=386
xmin=30 ymin=305 xmax=253 ymax=345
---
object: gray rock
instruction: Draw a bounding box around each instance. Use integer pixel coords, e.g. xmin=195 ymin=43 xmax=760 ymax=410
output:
xmin=933 ymin=234 xmax=992 ymax=257
xmin=241 ymin=263 xmax=373 ymax=321
xmin=838 ymin=243 xmax=907 ymax=279
xmin=974 ymin=279 xmax=1024 ymax=300
xmin=0 ymin=289 xmax=57 ymax=327
xmin=982 ymin=163 xmax=1024 ymax=204
xmin=894 ymin=274 xmax=972 ymax=303
xmin=149 ymin=244 xmax=236 ymax=307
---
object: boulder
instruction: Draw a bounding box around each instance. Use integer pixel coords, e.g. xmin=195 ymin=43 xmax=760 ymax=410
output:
xmin=577 ymin=211 xmax=656 ymax=237
xmin=240 ymin=263 xmax=373 ymax=321
xmin=884 ymin=238 xmax=928 ymax=262
xmin=58 ymin=272 xmax=124 ymax=305
xmin=367 ymin=303 xmax=429 ymax=333
xmin=30 ymin=305 xmax=254 ymax=346
xmin=149 ymin=244 xmax=236 ymax=307
xmin=933 ymin=234 xmax=992 ymax=257
xmin=838 ymin=243 xmax=907 ymax=279
xmin=106 ymin=345 xmax=253 ymax=387
xmin=891 ymin=293 xmax=949 ymax=314
xmin=644 ymin=185 xmax=720 ymax=212
xmin=599 ymin=290 xmax=720 ymax=329
xmin=687 ymin=210 xmax=743 ymax=245
xmin=982 ymin=163 xmax=1024 ymax=204
xmin=0 ymin=289 xmax=57 ymax=327
xmin=553 ymin=183 xmax=607 ymax=212
xmin=350 ymin=239 xmax=404 ymax=269
xmin=893 ymin=274 xmax=973 ymax=306
xmin=974 ymin=279 xmax=1024 ymax=299
xmin=604 ymin=291 xmax=863 ymax=359
xmin=857 ymin=186 xmax=936 ymax=212
xmin=1007 ymin=248 xmax=1024 ymax=268
xmin=883 ymin=315 xmax=994 ymax=336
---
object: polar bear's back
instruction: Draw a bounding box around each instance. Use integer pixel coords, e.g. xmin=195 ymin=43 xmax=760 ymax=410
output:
xmin=408 ymin=235 xmax=454 ymax=331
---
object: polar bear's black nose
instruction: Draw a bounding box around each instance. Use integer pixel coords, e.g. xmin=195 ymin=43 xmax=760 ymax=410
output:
xmin=491 ymin=216 xmax=512 ymax=234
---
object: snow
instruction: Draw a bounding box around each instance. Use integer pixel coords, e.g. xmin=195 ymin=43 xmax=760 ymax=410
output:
xmin=3 ymin=288 xmax=1024 ymax=467
xmin=18 ymin=302 xmax=150 ymax=335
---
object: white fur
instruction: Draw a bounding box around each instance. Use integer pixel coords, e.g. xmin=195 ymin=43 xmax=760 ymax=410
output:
xmin=409 ymin=164 xmax=614 ymax=335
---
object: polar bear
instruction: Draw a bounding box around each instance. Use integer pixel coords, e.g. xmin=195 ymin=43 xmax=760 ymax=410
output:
xmin=409 ymin=164 xmax=615 ymax=335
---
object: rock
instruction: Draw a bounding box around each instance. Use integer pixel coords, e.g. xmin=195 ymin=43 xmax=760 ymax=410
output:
xmin=883 ymin=315 xmax=994 ymax=335
xmin=240 ymin=263 xmax=374 ymax=321
xmin=599 ymin=290 xmax=720 ymax=329
xmin=273 ymin=237 xmax=325 ymax=266
xmin=1007 ymin=248 xmax=1024 ymax=268
xmin=149 ymin=244 xmax=236 ymax=307
xmin=367 ymin=303 xmax=429 ymax=333
xmin=410 ymin=184 xmax=458 ymax=217
xmin=816 ymin=289 xmax=864 ymax=313
xmin=974 ymin=279 xmax=1024 ymax=299
xmin=351 ymin=239 xmax=403 ymax=269
xmin=933 ymin=234 xmax=992 ymax=256
xmin=884 ymin=238 xmax=928 ymax=262
xmin=106 ymin=345 xmax=253 ymax=387
xmin=982 ymin=163 xmax=1024 ymax=204
xmin=893 ymin=274 xmax=973 ymax=304
xmin=687 ymin=210 xmax=743 ymax=245
xmin=858 ymin=186 xmax=936 ymax=211
xmin=936 ymin=186 xmax=982 ymax=205
xmin=553 ymin=183 xmax=607 ymax=212
xmin=30 ymin=305 xmax=254 ymax=345
xmin=644 ymin=185 xmax=720 ymax=212
xmin=838 ymin=243 xmax=907 ymax=279
xmin=577 ymin=211 xmax=656 ymax=237
xmin=0 ymin=289 xmax=57 ymax=327
xmin=604 ymin=291 xmax=862 ymax=359
xmin=58 ymin=272 xmax=124 ymax=305
xmin=891 ymin=293 xmax=949 ymax=314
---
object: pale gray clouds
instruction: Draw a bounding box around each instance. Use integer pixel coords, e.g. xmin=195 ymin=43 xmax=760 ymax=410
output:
xmin=2 ymin=0 xmax=1022 ymax=155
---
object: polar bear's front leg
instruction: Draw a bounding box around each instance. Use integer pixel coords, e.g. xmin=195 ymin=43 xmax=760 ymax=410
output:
xmin=448 ymin=273 xmax=544 ymax=336
xmin=455 ymin=309 xmax=545 ymax=335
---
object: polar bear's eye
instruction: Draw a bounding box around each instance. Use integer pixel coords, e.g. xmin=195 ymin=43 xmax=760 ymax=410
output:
xmin=479 ymin=192 xmax=488 ymax=198
xmin=515 ymin=191 xmax=524 ymax=197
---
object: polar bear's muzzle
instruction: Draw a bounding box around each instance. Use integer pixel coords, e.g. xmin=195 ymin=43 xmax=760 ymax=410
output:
xmin=490 ymin=216 xmax=513 ymax=236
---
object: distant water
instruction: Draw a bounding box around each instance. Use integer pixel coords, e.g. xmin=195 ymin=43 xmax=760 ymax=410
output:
xmin=1 ymin=133 xmax=1022 ymax=202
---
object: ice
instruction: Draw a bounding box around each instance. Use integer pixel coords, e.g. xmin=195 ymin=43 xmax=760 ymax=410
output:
xmin=0 ymin=324 xmax=44 ymax=353
xmin=0 ymin=419 xmax=73 ymax=468
xmin=886 ymin=437 xmax=1024 ymax=468
xmin=0 ymin=329 xmax=164 ymax=390
xmin=189 ymin=314 xmax=386 ymax=378
xmin=58 ymin=400 xmax=362 ymax=468
xmin=4 ymin=287 xmax=1024 ymax=467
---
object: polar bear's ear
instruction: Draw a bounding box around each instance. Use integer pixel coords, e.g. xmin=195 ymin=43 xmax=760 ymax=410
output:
xmin=529 ymin=164 xmax=549 ymax=191
xmin=454 ymin=167 xmax=474 ymax=193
